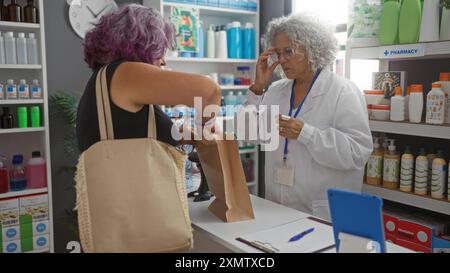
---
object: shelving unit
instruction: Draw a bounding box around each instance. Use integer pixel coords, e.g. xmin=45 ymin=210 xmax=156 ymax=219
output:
xmin=143 ymin=0 xmax=261 ymax=196
xmin=346 ymin=39 xmax=450 ymax=217
xmin=220 ymin=85 xmax=250 ymax=90
xmin=0 ymin=0 xmax=53 ymax=253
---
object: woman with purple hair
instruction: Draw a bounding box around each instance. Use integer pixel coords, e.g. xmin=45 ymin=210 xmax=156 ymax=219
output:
xmin=76 ymin=4 xmax=221 ymax=153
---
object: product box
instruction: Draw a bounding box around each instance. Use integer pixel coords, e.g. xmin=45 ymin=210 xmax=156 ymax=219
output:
xmin=1 ymin=225 xmax=20 ymax=242
xmin=19 ymin=194 xmax=49 ymax=225
xmin=383 ymin=214 xmax=398 ymax=235
xmin=0 ymin=239 xmax=21 ymax=253
xmin=20 ymin=220 xmax=50 ymax=239
xmin=218 ymin=0 xmax=230 ymax=8
xmin=0 ymin=198 xmax=20 ymax=228
xmin=207 ymin=0 xmax=219 ymax=7
xmin=385 ymin=233 xmax=397 ymax=244
xmin=395 ymin=238 xmax=431 ymax=253
xmin=432 ymin=236 xmax=450 ymax=253
xmin=21 ymin=234 xmax=50 ymax=253
xmin=372 ymin=71 xmax=408 ymax=99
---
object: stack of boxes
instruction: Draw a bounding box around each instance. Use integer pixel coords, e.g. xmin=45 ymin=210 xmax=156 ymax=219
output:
xmin=0 ymin=194 xmax=50 ymax=253
xmin=383 ymin=207 xmax=450 ymax=253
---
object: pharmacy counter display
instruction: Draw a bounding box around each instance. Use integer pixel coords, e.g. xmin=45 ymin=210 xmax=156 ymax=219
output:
xmin=188 ymin=195 xmax=414 ymax=253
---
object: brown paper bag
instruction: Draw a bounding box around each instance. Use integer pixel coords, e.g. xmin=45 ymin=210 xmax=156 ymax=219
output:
xmin=196 ymin=133 xmax=255 ymax=222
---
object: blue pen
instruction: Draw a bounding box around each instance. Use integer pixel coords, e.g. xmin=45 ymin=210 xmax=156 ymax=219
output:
xmin=288 ymin=228 xmax=315 ymax=242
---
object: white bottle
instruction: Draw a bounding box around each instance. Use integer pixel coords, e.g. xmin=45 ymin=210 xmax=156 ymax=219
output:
xmin=217 ymin=25 xmax=228 ymax=59
xmin=415 ymin=148 xmax=429 ymax=195
xmin=0 ymin=32 xmax=5 ymax=64
xmin=18 ymin=79 xmax=30 ymax=99
xmin=431 ymin=151 xmax=446 ymax=199
xmin=6 ymin=79 xmax=17 ymax=100
xmin=16 ymin=33 xmax=28 ymax=65
xmin=405 ymin=86 xmax=410 ymax=121
xmin=409 ymin=84 xmax=424 ymax=123
xmin=4 ymin=32 xmax=17 ymax=65
xmin=400 ymin=146 xmax=414 ymax=192
xmin=436 ymin=72 xmax=450 ymax=124
xmin=390 ymin=86 xmax=405 ymax=121
xmin=206 ymin=24 xmax=216 ymax=59
xmin=215 ymin=25 xmax=220 ymax=59
xmin=27 ymin=33 xmax=39 ymax=65
xmin=425 ymin=83 xmax=445 ymax=125
xmin=30 ymin=79 xmax=42 ymax=99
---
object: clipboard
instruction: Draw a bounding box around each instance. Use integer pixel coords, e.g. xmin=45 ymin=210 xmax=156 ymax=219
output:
xmin=327 ymin=189 xmax=386 ymax=253
xmin=236 ymin=217 xmax=336 ymax=253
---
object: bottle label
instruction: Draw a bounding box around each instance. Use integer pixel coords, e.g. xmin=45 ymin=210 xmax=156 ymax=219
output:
xmin=383 ymin=158 xmax=399 ymax=183
xmin=367 ymin=155 xmax=383 ymax=179
xmin=0 ymin=86 xmax=4 ymax=99
xmin=31 ymin=87 xmax=42 ymax=98
xmin=426 ymin=94 xmax=445 ymax=122
xmin=431 ymin=164 xmax=446 ymax=196
xmin=18 ymin=86 xmax=29 ymax=99
xmin=400 ymin=158 xmax=414 ymax=186
xmin=6 ymin=86 xmax=17 ymax=99
xmin=415 ymin=160 xmax=428 ymax=191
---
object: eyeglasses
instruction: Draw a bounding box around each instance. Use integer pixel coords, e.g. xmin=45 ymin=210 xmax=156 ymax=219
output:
xmin=271 ymin=46 xmax=306 ymax=62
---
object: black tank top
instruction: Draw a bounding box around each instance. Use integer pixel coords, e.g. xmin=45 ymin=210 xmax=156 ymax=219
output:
xmin=76 ymin=60 xmax=179 ymax=153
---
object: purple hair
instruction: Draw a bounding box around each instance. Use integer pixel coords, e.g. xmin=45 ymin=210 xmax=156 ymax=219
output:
xmin=84 ymin=4 xmax=175 ymax=70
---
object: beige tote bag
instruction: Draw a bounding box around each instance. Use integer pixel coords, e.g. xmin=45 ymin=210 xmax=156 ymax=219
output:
xmin=75 ymin=66 xmax=193 ymax=253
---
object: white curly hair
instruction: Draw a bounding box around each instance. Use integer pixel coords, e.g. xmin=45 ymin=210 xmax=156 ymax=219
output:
xmin=262 ymin=12 xmax=338 ymax=73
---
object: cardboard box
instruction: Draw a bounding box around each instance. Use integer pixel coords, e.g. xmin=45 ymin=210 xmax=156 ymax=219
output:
xmin=0 ymin=198 xmax=20 ymax=228
xmin=1 ymin=225 xmax=20 ymax=242
xmin=21 ymin=234 xmax=50 ymax=253
xmin=395 ymin=238 xmax=431 ymax=253
xmin=19 ymin=194 xmax=49 ymax=224
xmin=372 ymin=71 xmax=407 ymax=99
xmin=383 ymin=214 xmax=398 ymax=235
xmin=385 ymin=233 xmax=397 ymax=244
xmin=20 ymin=220 xmax=50 ymax=238
xmin=433 ymin=236 xmax=450 ymax=253
xmin=0 ymin=239 xmax=21 ymax=253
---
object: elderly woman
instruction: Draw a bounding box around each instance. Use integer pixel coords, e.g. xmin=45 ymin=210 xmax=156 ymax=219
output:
xmin=245 ymin=13 xmax=373 ymax=220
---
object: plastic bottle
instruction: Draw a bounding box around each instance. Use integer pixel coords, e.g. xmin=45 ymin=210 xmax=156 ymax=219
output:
xmin=24 ymin=0 xmax=38 ymax=23
xmin=214 ymin=25 xmax=220 ymax=58
xmin=236 ymin=91 xmax=246 ymax=105
xmin=398 ymin=0 xmax=422 ymax=44
xmin=0 ymin=0 xmax=7 ymax=21
xmin=16 ymin=33 xmax=28 ymax=64
xmin=30 ymin=79 xmax=42 ymax=99
xmin=0 ymin=156 xmax=8 ymax=194
xmin=228 ymin=21 xmax=242 ymax=59
xmin=243 ymin=22 xmax=256 ymax=59
xmin=26 ymin=151 xmax=47 ymax=189
xmin=426 ymin=83 xmax=445 ymax=125
xmin=1 ymin=107 xmax=13 ymax=129
xmin=10 ymin=155 xmax=26 ymax=191
xmin=419 ymin=0 xmax=440 ymax=42
xmin=400 ymin=146 xmax=414 ymax=192
xmin=224 ymin=91 xmax=237 ymax=106
xmin=206 ymin=24 xmax=215 ymax=59
xmin=431 ymin=150 xmax=446 ymax=199
xmin=427 ymin=149 xmax=436 ymax=192
xmin=383 ymin=139 xmax=400 ymax=189
xmin=30 ymin=106 xmax=40 ymax=127
xmin=242 ymin=154 xmax=254 ymax=183
xmin=390 ymin=86 xmax=405 ymax=121
xmin=435 ymin=72 xmax=450 ymax=124
xmin=379 ymin=0 xmax=400 ymax=45
xmin=7 ymin=0 xmax=22 ymax=22
xmin=27 ymin=33 xmax=39 ymax=64
xmin=217 ymin=25 xmax=228 ymax=59
xmin=0 ymin=32 xmax=5 ymax=64
xmin=6 ymin=79 xmax=17 ymax=100
xmin=405 ymin=86 xmax=411 ymax=121
xmin=0 ymin=82 xmax=4 ymax=99
xmin=415 ymin=148 xmax=428 ymax=195
xmin=366 ymin=137 xmax=384 ymax=186
xmin=195 ymin=21 xmax=205 ymax=58
xmin=4 ymin=32 xmax=17 ymax=64
xmin=409 ymin=84 xmax=424 ymax=123
xmin=18 ymin=79 xmax=30 ymax=99
xmin=17 ymin=106 xmax=27 ymax=128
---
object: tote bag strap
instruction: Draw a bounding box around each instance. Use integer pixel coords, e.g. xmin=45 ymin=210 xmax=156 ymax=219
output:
xmin=95 ymin=66 xmax=111 ymax=140
xmin=147 ymin=104 xmax=157 ymax=139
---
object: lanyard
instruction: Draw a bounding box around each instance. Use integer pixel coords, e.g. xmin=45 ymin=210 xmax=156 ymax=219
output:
xmin=283 ymin=69 xmax=322 ymax=163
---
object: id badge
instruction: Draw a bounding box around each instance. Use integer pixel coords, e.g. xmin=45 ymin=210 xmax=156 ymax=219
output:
xmin=273 ymin=162 xmax=295 ymax=187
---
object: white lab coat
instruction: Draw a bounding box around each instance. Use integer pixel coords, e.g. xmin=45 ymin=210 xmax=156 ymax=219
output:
xmin=244 ymin=69 xmax=373 ymax=220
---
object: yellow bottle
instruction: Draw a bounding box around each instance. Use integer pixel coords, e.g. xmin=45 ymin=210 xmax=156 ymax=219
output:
xmin=431 ymin=151 xmax=447 ymax=199
xmin=366 ymin=138 xmax=384 ymax=186
xmin=400 ymin=146 xmax=414 ymax=192
xmin=383 ymin=140 xmax=400 ymax=189
xmin=415 ymin=148 xmax=429 ymax=195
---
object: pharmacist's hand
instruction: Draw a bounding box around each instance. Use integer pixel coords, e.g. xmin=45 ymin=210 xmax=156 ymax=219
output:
xmin=278 ymin=116 xmax=304 ymax=140
xmin=251 ymin=48 xmax=279 ymax=95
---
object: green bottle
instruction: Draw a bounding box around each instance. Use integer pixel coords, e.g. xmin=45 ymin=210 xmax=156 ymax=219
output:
xmin=379 ymin=0 xmax=401 ymax=45
xmin=30 ymin=106 xmax=40 ymax=127
xmin=399 ymin=0 xmax=422 ymax=44
xmin=17 ymin=107 xmax=28 ymax=128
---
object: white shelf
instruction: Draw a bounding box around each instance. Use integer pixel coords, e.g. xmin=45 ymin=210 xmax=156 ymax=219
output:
xmin=239 ymin=148 xmax=257 ymax=154
xmin=362 ymin=184 xmax=450 ymax=216
xmin=0 ymin=99 xmax=44 ymax=105
xmin=0 ymin=127 xmax=45 ymax=134
xmin=0 ymin=188 xmax=48 ymax=200
xmin=163 ymin=2 xmax=257 ymax=17
xmin=0 ymin=21 xmax=40 ymax=31
xmin=247 ymin=182 xmax=257 ymax=187
xmin=0 ymin=64 xmax=42 ymax=69
xmin=369 ymin=120 xmax=450 ymax=140
xmin=166 ymin=57 xmax=256 ymax=64
xmin=349 ymin=40 xmax=450 ymax=60
xmin=221 ymin=85 xmax=250 ymax=90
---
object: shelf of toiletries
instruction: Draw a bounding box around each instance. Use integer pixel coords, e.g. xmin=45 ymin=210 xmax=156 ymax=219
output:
xmin=163 ymin=1 xmax=257 ymax=16
xmin=166 ymin=57 xmax=256 ymax=63
xmin=0 ymin=30 xmax=40 ymax=66
xmin=0 ymin=187 xmax=46 ymax=200
xmin=363 ymin=184 xmax=450 ymax=216
xmin=369 ymin=121 xmax=450 ymax=140
xmin=0 ymin=21 xmax=39 ymax=30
